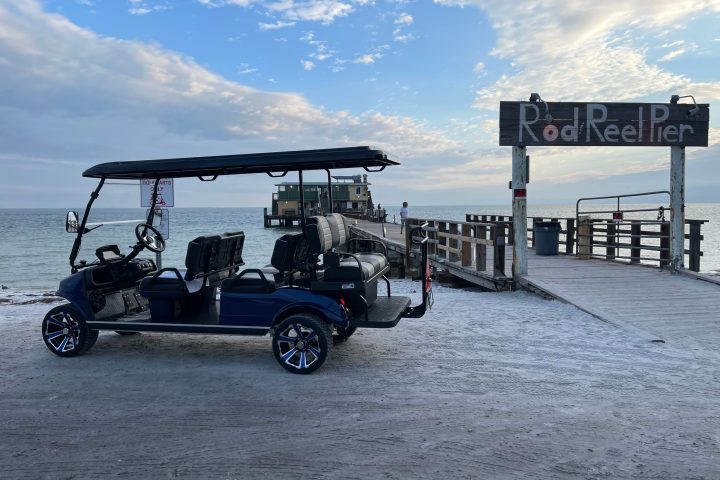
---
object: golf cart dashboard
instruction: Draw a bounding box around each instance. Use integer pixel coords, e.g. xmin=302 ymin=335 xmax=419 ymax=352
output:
xmin=82 ymin=254 xmax=156 ymax=290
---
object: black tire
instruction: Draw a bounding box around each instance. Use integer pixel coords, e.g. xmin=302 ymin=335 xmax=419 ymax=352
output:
xmin=333 ymin=326 xmax=357 ymax=344
xmin=42 ymin=304 xmax=95 ymax=357
xmin=272 ymin=314 xmax=332 ymax=374
xmin=115 ymin=331 xmax=139 ymax=336
xmin=81 ymin=329 xmax=99 ymax=354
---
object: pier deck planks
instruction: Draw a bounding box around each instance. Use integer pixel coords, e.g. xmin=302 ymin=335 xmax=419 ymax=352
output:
xmin=352 ymin=219 xmax=720 ymax=346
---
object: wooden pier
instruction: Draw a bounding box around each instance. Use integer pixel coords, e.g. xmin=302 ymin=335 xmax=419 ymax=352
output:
xmin=350 ymin=217 xmax=720 ymax=345
xmin=263 ymin=208 xmax=303 ymax=228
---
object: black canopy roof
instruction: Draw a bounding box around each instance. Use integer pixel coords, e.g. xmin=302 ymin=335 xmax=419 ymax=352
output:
xmin=83 ymin=146 xmax=398 ymax=179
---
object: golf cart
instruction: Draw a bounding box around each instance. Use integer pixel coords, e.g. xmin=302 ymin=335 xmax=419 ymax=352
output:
xmin=43 ymin=146 xmax=432 ymax=373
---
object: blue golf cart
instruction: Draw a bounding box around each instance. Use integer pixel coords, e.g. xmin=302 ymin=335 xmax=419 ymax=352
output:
xmin=42 ymin=147 xmax=432 ymax=373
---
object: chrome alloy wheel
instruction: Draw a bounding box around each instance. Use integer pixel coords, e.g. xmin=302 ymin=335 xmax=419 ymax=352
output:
xmin=276 ymin=323 xmax=322 ymax=370
xmin=41 ymin=305 xmax=97 ymax=357
xmin=44 ymin=310 xmax=82 ymax=353
xmin=272 ymin=314 xmax=332 ymax=374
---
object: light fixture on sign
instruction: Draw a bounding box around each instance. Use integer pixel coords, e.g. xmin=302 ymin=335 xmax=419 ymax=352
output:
xmin=670 ymin=94 xmax=700 ymax=117
xmin=529 ymin=92 xmax=553 ymax=123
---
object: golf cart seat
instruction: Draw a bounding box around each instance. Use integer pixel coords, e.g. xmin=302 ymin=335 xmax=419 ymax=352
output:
xmin=305 ymin=214 xmax=390 ymax=281
xmin=139 ymin=232 xmax=245 ymax=321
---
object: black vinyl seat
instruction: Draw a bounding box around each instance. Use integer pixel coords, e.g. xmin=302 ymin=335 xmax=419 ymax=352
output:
xmin=139 ymin=232 xmax=244 ymax=321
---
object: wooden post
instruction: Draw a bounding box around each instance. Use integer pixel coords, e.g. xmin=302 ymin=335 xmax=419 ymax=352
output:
xmin=511 ymin=145 xmax=528 ymax=279
xmin=475 ymin=225 xmax=487 ymax=271
xmin=493 ymin=223 xmax=506 ymax=277
xmin=688 ymin=221 xmax=702 ymax=272
xmin=565 ymin=218 xmax=575 ymax=254
xmin=630 ymin=221 xmax=641 ymax=264
xmin=606 ymin=220 xmax=616 ymax=260
xmin=670 ymin=146 xmax=685 ymax=272
xmin=449 ymin=223 xmax=459 ymax=263
xmin=660 ymin=222 xmax=671 ymax=268
xmin=461 ymin=224 xmax=471 ymax=267
xmin=439 ymin=222 xmax=447 ymax=261
xmin=429 ymin=220 xmax=437 ymax=257
xmin=577 ymin=216 xmax=591 ymax=259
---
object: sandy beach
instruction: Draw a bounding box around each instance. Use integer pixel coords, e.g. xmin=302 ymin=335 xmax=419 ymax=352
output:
xmin=1 ymin=281 xmax=718 ymax=479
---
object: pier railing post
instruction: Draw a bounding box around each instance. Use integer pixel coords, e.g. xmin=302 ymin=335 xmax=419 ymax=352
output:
xmin=630 ymin=221 xmax=641 ymax=264
xmin=439 ymin=222 xmax=448 ymax=261
xmin=688 ymin=221 xmax=703 ymax=272
xmin=449 ymin=222 xmax=459 ymax=263
xmin=461 ymin=223 xmax=471 ymax=267
xmin=577 ymin=216 xmax=591 ymax=259
xmin=565 ymin=218 xmax=575 ymax=254
xmin=606 ymin=220 xmax=616 ymax=260
xmin=475 ymin=224 xmax=487 ymax=271
xmin=660 ymin=222 xmax=671 ymax=268
xmin=493 ymin=223 xmax=506 ymax=277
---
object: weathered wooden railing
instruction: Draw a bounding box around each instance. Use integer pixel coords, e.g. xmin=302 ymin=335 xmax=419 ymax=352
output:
xmin=464 ymin=213 xmax=707 ymax=272
xmin=576 ymin=218 xmax=706 ymax=271
xmin=405 ymin=217 xmax=511 ymax=280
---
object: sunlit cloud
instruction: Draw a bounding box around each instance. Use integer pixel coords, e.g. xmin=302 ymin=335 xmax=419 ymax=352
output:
xmin=353 ymin=52 xmax=382 ymax=64
xmin=258 ymin=20 xmax=297 ymax=30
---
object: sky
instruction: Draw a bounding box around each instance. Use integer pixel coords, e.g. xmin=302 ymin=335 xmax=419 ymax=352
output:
xmin=0 ymin=0 xmax=718 ymax=208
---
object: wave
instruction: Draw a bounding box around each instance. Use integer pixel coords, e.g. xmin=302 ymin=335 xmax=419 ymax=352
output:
xmin=0 ymin=289 xmax=63 ymax=306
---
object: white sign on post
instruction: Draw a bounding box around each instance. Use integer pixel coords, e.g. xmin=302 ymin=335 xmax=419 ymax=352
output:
xmin=140 ymin=179 xmax=174 ymax=207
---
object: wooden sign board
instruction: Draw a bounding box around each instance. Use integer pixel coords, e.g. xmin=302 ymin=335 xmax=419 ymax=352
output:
xmin=499 ymin=101 xmax=709 ymax=147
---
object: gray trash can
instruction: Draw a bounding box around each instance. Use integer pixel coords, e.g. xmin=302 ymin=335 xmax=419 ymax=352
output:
xmin=534 ymin=221 xmax=561 ymax=255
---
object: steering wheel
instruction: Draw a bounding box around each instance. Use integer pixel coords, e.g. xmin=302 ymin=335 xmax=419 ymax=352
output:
xmin=134 ymin=223 xmax=166 ymax=253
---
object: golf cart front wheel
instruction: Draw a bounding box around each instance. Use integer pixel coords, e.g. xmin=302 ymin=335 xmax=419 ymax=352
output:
xmin=42 ymin=304 xmax=98 ymax=357
xmin=272 ymin=314 xmax=332 ymax=374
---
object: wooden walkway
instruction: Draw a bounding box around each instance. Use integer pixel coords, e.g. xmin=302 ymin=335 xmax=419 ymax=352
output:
xmin=352 ymin=219 xmax=720 ymax=347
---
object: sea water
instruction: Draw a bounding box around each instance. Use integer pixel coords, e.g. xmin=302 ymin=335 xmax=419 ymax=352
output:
xmin=0 ymin=204 xmax=718 ymax=291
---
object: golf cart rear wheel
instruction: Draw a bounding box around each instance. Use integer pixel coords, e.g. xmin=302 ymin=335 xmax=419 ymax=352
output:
xmin=42 ymin=304 xmax=96 ymax=357
xmin=272 ymin=314 xmax=332 ymax=374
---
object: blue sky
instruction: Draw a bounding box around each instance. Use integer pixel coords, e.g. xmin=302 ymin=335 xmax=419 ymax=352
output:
xmin=0 ymin=0 xmax=719 ymax=208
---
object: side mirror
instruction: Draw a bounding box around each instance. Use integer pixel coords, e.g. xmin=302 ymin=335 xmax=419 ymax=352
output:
xmin=66 ymin=211 xmax=79 ymax=233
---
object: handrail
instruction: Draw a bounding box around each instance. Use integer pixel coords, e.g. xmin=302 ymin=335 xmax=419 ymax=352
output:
xmin=465 ymin=211 xmax=707 ymax=273
xmin=576 ymin=190 xmax=671 ymax=220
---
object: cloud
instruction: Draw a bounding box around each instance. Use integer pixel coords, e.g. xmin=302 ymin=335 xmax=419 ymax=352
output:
xmin=300 ymin=59 xmax=316 ymax=70
xmin=394 ymin=12 xmax=413 ymax=25
xmin=658 ymin=48 xmax=686 ymax=62
xmin=353 ymin=53 xmax=382 ymax=64
xmin=473 ymin=61 xmax=485 ymax=74
xmin=258 ymin=20 xmax=297 ymax=30
xmin=434 ymin=0 xmax=720 ymax=109
xmin=128 ymin=0 xmax=170 ymax=15
xmin=200 ymin=0 xmax=355 ymax=24
xmin=238 ymin=63 xmax=258 ymax=74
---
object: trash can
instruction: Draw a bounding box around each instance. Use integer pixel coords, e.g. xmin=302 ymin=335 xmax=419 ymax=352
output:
xmin=534 ymin=221 xmax=561 ymax=255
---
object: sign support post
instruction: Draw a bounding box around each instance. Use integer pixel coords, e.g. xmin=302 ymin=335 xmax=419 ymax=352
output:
xmin=512 ymin=145 xmax=528 ymax=279
xmin=670 ymin=146 xmax=685 ymax=273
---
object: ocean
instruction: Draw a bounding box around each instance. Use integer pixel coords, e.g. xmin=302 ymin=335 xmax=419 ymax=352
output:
xmin=1 ymin=204 xmax=718 ymax=290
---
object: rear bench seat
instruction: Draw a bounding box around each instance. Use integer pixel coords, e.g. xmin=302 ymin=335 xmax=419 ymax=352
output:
xmin=305 ymin=213 xmax=390 ymax=284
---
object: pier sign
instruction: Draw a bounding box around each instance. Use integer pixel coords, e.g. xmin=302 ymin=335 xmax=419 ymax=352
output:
xmin=140 ymin=178 xmax=174 ymax=207
xmin=499 ymin=102 xmax=709 ymax=147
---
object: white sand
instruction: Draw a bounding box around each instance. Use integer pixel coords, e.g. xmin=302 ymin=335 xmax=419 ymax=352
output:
xmin=1 ymin=282 xmax=718 ymax=479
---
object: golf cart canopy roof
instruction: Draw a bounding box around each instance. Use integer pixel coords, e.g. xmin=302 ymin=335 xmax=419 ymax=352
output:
xmin=83 ymin=146 xmax=398 ymax=180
